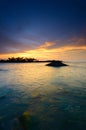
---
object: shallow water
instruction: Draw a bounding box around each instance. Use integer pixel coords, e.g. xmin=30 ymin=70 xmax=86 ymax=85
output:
xmin=0 ymin=62 xmax=86 ymax=130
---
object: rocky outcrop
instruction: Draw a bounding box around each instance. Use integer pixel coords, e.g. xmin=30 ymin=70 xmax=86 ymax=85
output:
xmin=46 ymin=60 xmax=68 ymax=67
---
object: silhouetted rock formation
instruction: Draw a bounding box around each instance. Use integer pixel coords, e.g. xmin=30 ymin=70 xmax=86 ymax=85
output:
xmin=46 ymin=60 xmax=68 ymax=67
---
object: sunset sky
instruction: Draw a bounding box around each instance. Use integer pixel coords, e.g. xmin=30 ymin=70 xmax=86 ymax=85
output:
xmin=0 ymin=0 xmax=86 ymax=61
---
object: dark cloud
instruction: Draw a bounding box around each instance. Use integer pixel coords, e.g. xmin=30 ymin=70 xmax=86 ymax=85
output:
xmin=0 ymin=32 xmax=31 ymax=54
xmin=66 ymin=37 xmax=86 ymax=47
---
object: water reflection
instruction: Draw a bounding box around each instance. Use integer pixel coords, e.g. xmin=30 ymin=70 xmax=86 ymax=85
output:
xmin=0 ymin=62 xmax=86 ymax=130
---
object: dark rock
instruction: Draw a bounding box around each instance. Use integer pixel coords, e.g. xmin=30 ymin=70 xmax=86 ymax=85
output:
xmin=46 ymin=60 xmax=68 ymax=67
xmin=18 ymin=111 xmax=39 ymax=130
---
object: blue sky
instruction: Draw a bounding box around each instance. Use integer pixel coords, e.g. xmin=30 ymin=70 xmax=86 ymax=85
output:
xmin=0 ymin=0 xmax=86 ymax=60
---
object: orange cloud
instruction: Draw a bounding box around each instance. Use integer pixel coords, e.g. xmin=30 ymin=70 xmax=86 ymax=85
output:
xmin=38 ymin=41 xmax=55 ymax=49
xmin=35 ymin=37 xmax=86 ymax=54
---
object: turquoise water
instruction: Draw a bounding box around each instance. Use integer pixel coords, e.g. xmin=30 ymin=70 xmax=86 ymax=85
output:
xmin=0 ymin=62 xmax=86 ymax=130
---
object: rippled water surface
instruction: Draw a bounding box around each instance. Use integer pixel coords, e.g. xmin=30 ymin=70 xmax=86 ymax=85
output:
xmin=0 ymin=62 xmax=86 ymax=130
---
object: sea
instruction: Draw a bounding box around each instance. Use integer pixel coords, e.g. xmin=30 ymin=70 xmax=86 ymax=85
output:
xmin=0 ymin=62 xmax=86 ymax=130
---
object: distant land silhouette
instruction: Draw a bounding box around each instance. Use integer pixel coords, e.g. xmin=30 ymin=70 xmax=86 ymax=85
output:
xmin=0 ymin=57 xmax=55 ymax=63
xmin=0 ymin=57 xmax=38 ymax=63
xmin=0 ymin=57 xmax=68 ymax=66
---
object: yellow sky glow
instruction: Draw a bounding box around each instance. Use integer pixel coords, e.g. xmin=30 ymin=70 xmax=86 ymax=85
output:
xmin=0 ymin=45 xmax=86 ymax=61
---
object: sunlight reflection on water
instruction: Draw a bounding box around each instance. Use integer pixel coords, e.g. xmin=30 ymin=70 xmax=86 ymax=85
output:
xmin=0 ymin=62 xmax=86 ymax=130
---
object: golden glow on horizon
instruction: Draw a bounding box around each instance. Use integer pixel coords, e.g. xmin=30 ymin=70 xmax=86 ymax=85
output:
xmin=0 ymin=45 xmax=86 ymax=61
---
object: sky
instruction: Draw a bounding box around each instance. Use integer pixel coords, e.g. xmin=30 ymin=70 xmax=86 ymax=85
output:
xmin=0 ymin=0 xmax=86 ymax=61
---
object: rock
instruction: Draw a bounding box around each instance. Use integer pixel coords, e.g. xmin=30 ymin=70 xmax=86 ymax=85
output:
xmin=46 ymin=60 xmax=68 ymax=67
xmin=18 ymin=111 xmax=39 ymax=130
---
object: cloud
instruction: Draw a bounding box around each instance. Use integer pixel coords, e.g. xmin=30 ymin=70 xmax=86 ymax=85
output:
xmin=0 ymin=32 xmax=38 ymax=54
xmin=38 ymin=37 xmax=86 ymax=51
xmin=38 ymin=41 xmax=55 ymax=49
xmin=0 ymin=28 xmax=86 ymax=56
xmin=66 ymin=37 xmax=86 ymax=47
